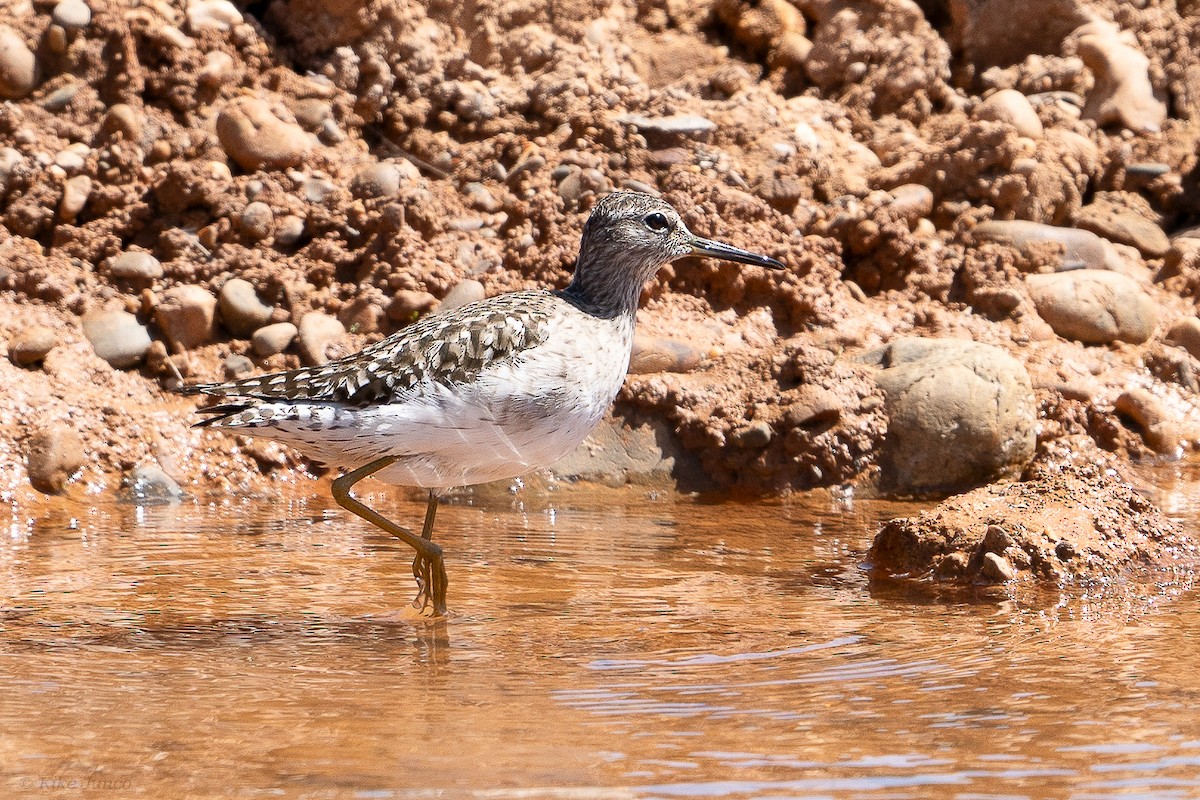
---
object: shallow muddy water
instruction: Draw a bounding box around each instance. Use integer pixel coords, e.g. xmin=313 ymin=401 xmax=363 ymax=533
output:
xmin=3 ymin=471 xmax=1200 ymax=799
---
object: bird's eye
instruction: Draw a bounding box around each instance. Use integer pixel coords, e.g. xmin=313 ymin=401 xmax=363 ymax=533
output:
xmin=643 ymin=212 xmax=670 ymax=233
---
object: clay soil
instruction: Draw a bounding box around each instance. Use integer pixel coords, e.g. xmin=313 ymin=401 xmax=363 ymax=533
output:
xmin=4 ymin=0 xmax=1200 ymax=585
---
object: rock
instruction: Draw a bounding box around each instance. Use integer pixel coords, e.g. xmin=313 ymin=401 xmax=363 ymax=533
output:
xmin=240 ymin=201 xmax=274 ymax=240
xmin=869 ymin=458 xmax=1191 ymax=587
xmin=1075 ymin=201 xmax=1170 ymax=259
xmin=107 ymin=250 xmax=162 ymax=282
xmin=868 ymin=338 xmax=1037 ymax=494
xmin=251 ymin=321 xmax=297 ymax=357
xmin=155 ymin=285 xmax=217 ymax=350
xmin=387 ymin=290 xmax=437 ymax=323
xmin=58 ymin=175 xmax=91 ymax=221
xmin=440 ymin=279 xmax=486 ymax=311
xmin=1026 ymin=270 xmax=1156 ymax=344
xmin=618 ymin=113 xmax=716 ymax=138
xmin=1165 ymin=317 xmax=1200 ymax=360
xmin=980 ymin=552 xmax=1016 ymax=583
xmin=223 ymin=353 xmax=254 ymax=379
xmin=1074 ymin=19 xmax=1167 ymax=133
xmin=0 ymin=26 xmax=38 ymax=99
xmin=628 ymin=333 xmax=707 ymax=374
xmin=549 ymin=416 xmax=708 ymax=489
xmin=731 ymin=421 xmax=774 ymax=449
xmin=274 ymin=214 xmax=305 ymax=246
xmin=216 ymin=98 xmax=312 ymax=171
xmin=218 ymin=278 xmax=274 ymax=337
xmin=26 ymin=423 xmax=86 ymax=494
xmin=297 ymin=312 xmax=344 ymax=366
xmin=1114 ymin=389 xmax=1179 ymax=455
xmin=465 ymin=182 xmax=501 ymax=212
xmin=889 ymin=184 xmax=934 ymax=224
xmin=350 ymin=163 xmax=403 ymax=199
xmin=99 ymin=103 xmax=141 ymax=142
xmin=119 ymin=464 xmax=183 ymax=505
xmin=973 ymin=220 xmax=1125 ymax=271
xmin=976 ymin=89 xmax=1043 ymax=138
xmin=82 ymin=309 xmax=152 ymax=368
xmin=52 ymin=0 xmax=91 ymax=30
xmin=9 ymin=325 xmax=57 ymax=366
xmin=187 ymin=0 xmax=243 ymax=31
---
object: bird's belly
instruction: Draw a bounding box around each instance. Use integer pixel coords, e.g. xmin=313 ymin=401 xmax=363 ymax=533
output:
xmin=370 ymin=399 xmax=607 ymax=488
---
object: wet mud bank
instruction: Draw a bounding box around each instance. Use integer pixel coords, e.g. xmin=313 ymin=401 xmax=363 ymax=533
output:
xmin=5 ymin=0 xmax=1200 ymax=590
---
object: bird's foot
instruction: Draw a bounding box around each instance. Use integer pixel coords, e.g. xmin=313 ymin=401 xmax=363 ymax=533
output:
xmin=411 ymin=548 xmax=448 ymax=617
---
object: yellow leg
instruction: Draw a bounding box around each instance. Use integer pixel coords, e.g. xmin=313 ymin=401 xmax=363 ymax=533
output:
xmin=331 ymin=457 xmax=448 ymax=616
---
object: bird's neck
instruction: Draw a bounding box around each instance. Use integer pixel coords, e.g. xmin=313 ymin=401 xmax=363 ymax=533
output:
xmin=561 ymin=255 xmax=647 ymax=320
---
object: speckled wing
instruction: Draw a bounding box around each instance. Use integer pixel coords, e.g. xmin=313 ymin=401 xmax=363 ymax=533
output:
xmin=181 ymin=291 xmax=557 ymax=423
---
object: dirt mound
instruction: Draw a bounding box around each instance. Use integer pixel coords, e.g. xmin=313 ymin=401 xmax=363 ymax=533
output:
xmin=2 ymin=0 xmax=1200 ymax=529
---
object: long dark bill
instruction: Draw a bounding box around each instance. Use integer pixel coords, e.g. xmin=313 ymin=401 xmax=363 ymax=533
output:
xmin=690 ymin=236 xmax=785 ymax=270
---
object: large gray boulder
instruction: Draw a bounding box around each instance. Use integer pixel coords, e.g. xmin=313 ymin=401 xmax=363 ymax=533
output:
xmin=867 ymin=338 xmax=1037 ymax=495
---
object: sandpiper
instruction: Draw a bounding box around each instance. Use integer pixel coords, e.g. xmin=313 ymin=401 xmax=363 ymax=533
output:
xmin=182 ymin=192 xmax=783 ymax=616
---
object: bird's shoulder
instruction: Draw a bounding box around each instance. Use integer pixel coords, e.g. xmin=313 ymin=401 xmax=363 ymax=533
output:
xmin=182 ymin=290 xmax=563 ymax=407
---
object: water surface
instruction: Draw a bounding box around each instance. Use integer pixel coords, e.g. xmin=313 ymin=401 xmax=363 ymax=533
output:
xmin=2 ymin=473 xmax=1199 ymax=798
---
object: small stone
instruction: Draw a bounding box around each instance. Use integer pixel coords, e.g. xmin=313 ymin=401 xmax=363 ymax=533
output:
xmin=218 ymin=278 xmax=274 ymax=337
xmin=45 ymin=24 xmax=68 ymax=54
xmin=26 ymin=423 xmax=86 ymax=494
xmin=9 ymin=325 xmax=57 ymax=366
xmin=302 ymin=177 xmax=336 ymax=204
xmin=1165 ymin=317 xmax=1200 ymax=360
xmin=889 ymin=184 xmax=934 ymax=223
xmin=119 ymin=464 xmax=183 ymax=505
xmin=187 ymin=0 xmax=243 ymax=31
xmin=1075 ymin=201 xmax=1170 ymax=259
xmin=58 ymin=174 xmax=91 ymax=221
xmin=155 ymin=285 xmax=217 ymax=350
xmin=42 ymin=84 xmax=78 ymax=111
xmin=274 ymin=214 xmax=304 ymax=246
xmin=82 ymin=309 xmax=152 ymax=368
xmin=240 ymin=201 xmax=274 ymax=240
xmin=107 ymin=250 xmax=162 ymax=282
xmin=223 ymin=353 xmax=254 ymax=379
xmin=387 ymin=290 xmax=437 ymax=323
xmin=251 ymin=321 xmax=297 ymax=357
xmin=52 ymin=0 xmax=91 ymax=30
xmin=980 ymin=552 xmax=1017 ymax=583
xmin=1026 ymin=270 xmax=1156 ymax=344
xmin=730 ymin=421 xmax=774 ymax=449
xmin=618 ymin=113 xmax=717 ymax=137
xmin=0 ymin=26 xmax=38 ymax=99
xmin=557 ymin=169 xmax=585 ymax=205
xmin=973 ymin=220 xmax=1126 ymax=272
xmin=199 ymin=51 xmax=234 ymax=86
xmin=54 ymin=149 xmax=85 ymax=172
xmin=1055 ymin=540 xmax=1077 ymax=561
xmin=440 ymin=279 xmax=486 ymax=311
xmin=99 ymin=103 xmax=141 ymax=142
xmin=350 ymin=163 xmax=403 ymax=199
xmin=465 ymin=182 xmax=501 ymax=212
xmin=981 ymin=524 xmax=1012 ymax=553
xmin=1115 ymin=388 xmax=1179 ymax=455
xmin=297 ymin=312 xmax=345 ymax=366
xmin=216 ymin=98 xmax=312 ymax=171
xmin=976 ymin=89 xmax=1044 ymax=138
xmin=628 ymin=333 xmax=707 ymax=374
